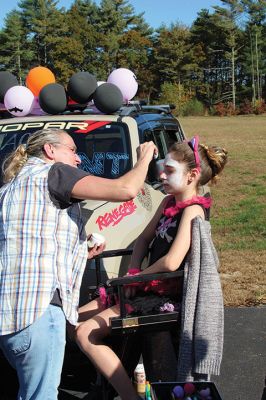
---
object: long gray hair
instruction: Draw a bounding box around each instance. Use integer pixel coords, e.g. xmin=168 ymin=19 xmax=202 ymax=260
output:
xmin=2 ymin=128 xmax=67 ymax=183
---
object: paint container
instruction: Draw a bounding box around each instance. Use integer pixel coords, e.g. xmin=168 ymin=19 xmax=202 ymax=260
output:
xmin=88 ymin=232 xmax=105 ymax=247
xmin=134 ymin=363 xmax=146 ymax=395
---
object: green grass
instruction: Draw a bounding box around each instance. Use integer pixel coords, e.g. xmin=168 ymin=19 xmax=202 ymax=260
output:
xmin=179 ymin=115 xmax=266 ymax=306
xmin=213 ymin=196 xmax=266 ymax=250
xmin=179 ymin=115 xmax=266 ymax=250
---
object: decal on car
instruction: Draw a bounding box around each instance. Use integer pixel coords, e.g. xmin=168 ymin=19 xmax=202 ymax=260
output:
xmin=96 ymin=200 xmax=137 ymax=230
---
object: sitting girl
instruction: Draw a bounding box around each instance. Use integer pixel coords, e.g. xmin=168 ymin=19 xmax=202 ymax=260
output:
xmin=75 ymin=136 xmax=228 ymax=400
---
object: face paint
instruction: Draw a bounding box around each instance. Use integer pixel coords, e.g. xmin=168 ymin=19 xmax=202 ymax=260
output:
xmin=163 ymin=154 xmax=186 ymax=192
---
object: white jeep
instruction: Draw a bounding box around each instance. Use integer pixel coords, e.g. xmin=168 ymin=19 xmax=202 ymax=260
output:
xmin=0 ymin=103 xmax=186 ymax=289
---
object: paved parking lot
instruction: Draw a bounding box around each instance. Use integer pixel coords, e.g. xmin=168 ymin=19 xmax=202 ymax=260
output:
xmin=1 ymin=306 xmax=265 ymax=400
xmin=213 ymin=306 xmax=266 ymax=400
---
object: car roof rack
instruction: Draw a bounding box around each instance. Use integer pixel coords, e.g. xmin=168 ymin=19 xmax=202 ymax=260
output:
xmin=0 ymin=101 xmax=176 ymax=118
xmin=119 ymin=101 xmax=175 ymax=116
xmin=142 ymin=104 xmax=175 ymax=113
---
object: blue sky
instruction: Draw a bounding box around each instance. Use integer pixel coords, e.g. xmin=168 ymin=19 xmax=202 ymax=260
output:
xmin=0 ymin=0 xmax=223 ymax=29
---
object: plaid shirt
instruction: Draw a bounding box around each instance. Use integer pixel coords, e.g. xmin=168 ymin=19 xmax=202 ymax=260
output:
xmin=0 ymin=158 xmax=87 ymax=335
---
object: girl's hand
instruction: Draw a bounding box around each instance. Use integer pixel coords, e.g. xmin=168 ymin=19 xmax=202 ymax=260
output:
xmin=124 ymin=268 xmax=141 ymax=298
xmin=126 ymin=268 xmax=140 ymax=276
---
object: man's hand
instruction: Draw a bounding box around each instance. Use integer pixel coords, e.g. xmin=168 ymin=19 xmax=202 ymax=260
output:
xmin=87 ymin=242 xmax=106 ymax=259
xmin=136 ymin=141 xmax=158 ymax=163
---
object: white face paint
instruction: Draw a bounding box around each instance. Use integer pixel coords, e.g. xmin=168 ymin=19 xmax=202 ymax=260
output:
xmin=163 ymin=154 xmax=186 ymax=193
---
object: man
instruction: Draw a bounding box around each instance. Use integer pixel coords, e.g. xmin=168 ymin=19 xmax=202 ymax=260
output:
xmin=0 ymin=128 xmax=157 ymax=399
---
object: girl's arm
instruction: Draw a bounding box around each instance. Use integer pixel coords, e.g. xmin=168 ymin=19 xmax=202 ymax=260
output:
xmin=139 ymin=204 xmax=205 ymax=275
xmin=129 ymin=196 xmax=171 ymax=269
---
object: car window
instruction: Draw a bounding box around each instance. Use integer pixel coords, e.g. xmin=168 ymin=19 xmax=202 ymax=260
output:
xmin=143 ymin=127 xmax=183 ymax=184
xmin=0 ymin=120 xmax=132 ymax=186
xmin=68 ymin=122 xmax=131 ymax=179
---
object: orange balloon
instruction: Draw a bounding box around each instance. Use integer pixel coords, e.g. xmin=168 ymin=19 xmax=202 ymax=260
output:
xmin=26 ymin=66 xmax=55 ymax=96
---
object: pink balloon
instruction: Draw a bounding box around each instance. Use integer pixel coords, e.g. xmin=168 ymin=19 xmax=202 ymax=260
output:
xmin=107 ymin=68 xmax=138 ymax=102
xmin=30 ymin=96 xmax=47 ymax=115
xmin=4 ymin=86 xmax=34 ymax=117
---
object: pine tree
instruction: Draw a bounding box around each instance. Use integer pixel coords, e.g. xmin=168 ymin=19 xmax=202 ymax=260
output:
xmin=212 ymin=0 xmax=244 ymax=109
xmin=153 ymin=23 xmax=203 ymax=100
xmin=18 ymin=0 xmax=68 ymax=70
xmin=51 ymin=0 xmax=99 ymax=83
xmin=0 ymin=10 xmax=33 ymax=83
xmin=95 ymin=0 xmax=152 ymax=77
xmin=241 ymin=0 xmax=266 ymax=102
xmin=191 ymin=7 xmax=243 ymax=108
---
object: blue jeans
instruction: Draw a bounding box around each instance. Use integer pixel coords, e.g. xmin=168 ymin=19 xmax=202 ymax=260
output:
xmin=0 ymin=305 xmax=66 ymax=400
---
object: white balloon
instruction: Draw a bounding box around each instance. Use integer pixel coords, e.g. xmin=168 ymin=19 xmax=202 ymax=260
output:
xmin=107 ymin=68 xmax=138 ymax=102
xmin=4 ymin=86 xmax=34 ymax=117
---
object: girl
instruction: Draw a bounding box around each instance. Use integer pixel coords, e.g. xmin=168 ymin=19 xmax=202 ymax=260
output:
xmin=75 ymin=136 xmax=228 ymax=400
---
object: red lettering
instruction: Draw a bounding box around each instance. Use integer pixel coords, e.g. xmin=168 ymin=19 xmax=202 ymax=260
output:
xmin=111 ymin=209 xmax=120 ymax=219
xmin=95 ymin=200 xmax=137 ymax=230
xmin=95 ymin=215 xmax=108 ymax=231
xmin=75 ymin=120 xmax=111 ymax=134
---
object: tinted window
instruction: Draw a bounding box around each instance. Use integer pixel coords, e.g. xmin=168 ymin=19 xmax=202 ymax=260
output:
xmin=69 ymin=122 xmax=131 ymax=179
xmin=0 ymin=120 xmax=132 ymax=186
xmin=143 ymin=128 xmax=184 ymax=184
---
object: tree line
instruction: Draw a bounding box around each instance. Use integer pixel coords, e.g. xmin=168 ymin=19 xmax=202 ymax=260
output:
xmin=0 ymin=0 xmax=265 ymax=115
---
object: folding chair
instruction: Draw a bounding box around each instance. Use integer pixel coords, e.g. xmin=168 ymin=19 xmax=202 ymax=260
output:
xmin=93 ymin=249 xmax=184 ymax=399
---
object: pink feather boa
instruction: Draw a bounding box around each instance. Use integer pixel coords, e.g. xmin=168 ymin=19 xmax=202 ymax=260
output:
xmin=163 ymin=195 xmax=212 ymax=217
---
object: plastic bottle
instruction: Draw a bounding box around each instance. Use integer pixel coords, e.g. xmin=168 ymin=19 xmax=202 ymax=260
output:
xmin=145 ymin=381 xmax=152 ymax=400
xmin=134 ymin=363 xmax=146 ymax=395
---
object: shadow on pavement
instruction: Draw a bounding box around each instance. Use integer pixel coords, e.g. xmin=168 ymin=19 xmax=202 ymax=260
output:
xmin=213 ymin=306 xmax=266 ymax=400
xmin=1 ymin=306 xmax=265 ymax=400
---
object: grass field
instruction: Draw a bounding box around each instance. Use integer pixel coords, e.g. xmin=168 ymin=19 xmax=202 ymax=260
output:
xmin=179 ymin=115 xmax=266 ymax=307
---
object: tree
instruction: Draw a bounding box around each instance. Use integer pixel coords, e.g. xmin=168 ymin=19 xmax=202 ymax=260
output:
xmin=51 ymin=0 xmax=100 ymax=83
xmin=152 ymin=23 xmax=204 ymax=101
xmin=116 ymin=16 xmax=154 ymax=100
xmin=18 ymin=0 xmax=68 ymax=70
xmin=191 ymin=9 xmax=223 ymax=106
xmin=94 ymin=0 xmax=152 ymax=78
xmin=212 ymin=0 xmax=244 ymax=110
xmin=0 ymin=11 xmax=33 ymax=83
xmin=191 ymin=7 xmax=244 ymax=108
xmin=241 ymin=0 xmax=266 ymax=102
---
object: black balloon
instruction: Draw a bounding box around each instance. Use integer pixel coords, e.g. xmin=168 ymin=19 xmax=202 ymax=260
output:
xmin=67 ymin=72 xmax=97 ymax=103
xmin=0 ymin=71 xmax=18 ymax=102
xmin=39 ymin=83 xmax=67 ymax=114
xmin=93 ymin=83 xmax=123 ymax=114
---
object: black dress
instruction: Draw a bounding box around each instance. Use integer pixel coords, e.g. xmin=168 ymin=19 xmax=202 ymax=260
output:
xmin=127 ymin=196 xmax=210 ymax=314
xmin=140 ymin=195 xmax=211 ymax=382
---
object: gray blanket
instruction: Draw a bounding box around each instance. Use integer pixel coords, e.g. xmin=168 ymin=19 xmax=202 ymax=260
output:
xmin=177 ymin=216 xmax=224 ymax=381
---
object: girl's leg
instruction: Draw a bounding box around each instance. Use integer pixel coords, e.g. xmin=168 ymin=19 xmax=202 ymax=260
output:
xmin=67 ymin=298 xmax=105 ymax=340
xmin=78 ymin=297 xmax=106 ymax=322
xmin=75 ymin=304 xmax=140 ymax=400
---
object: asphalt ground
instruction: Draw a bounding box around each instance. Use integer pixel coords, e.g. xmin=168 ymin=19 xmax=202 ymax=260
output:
xmin=1 ymin=306 xmax=265 ymax=400
xmin=213 ymin=306 xmax=266 ymax=400
xmin=58 ymin=306 xmax=266 ymax=400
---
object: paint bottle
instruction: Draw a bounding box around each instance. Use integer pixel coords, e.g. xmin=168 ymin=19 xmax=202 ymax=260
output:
xmin=145 ymin=381 xmax=152 ymax=400
xmin=134 ymin=363 xmax=146 ymax=395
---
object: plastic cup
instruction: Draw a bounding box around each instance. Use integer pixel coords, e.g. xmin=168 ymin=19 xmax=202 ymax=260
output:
xmin=88 ymin=233 xmax=105 ymax=247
